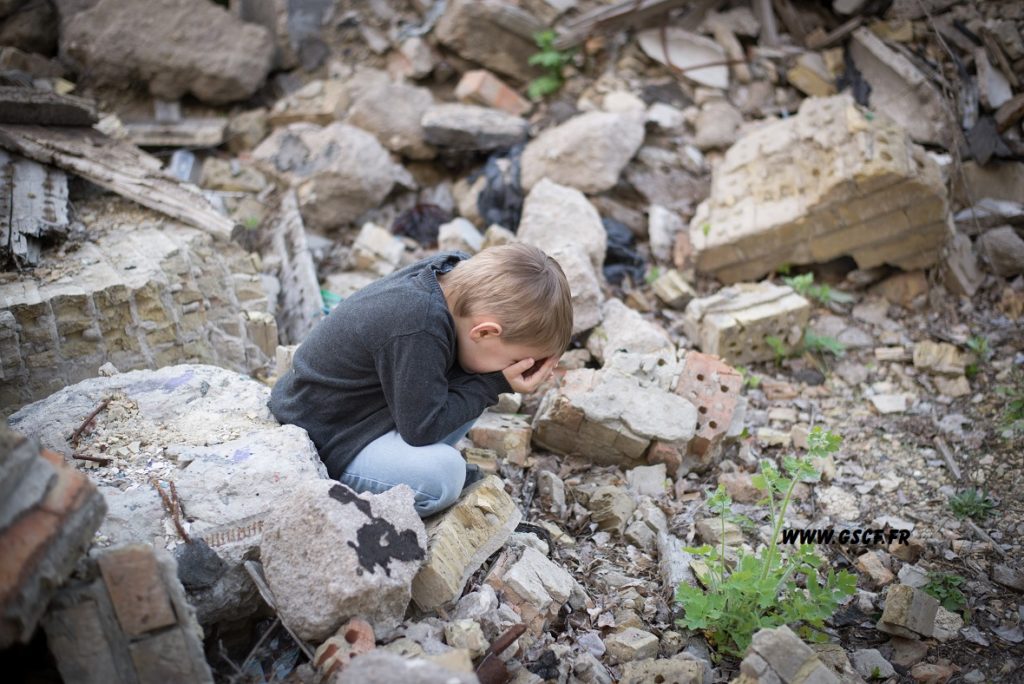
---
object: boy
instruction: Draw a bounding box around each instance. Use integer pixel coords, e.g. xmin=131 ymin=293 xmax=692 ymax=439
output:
xmin=269 ymin=243 xmax=573 ymax=517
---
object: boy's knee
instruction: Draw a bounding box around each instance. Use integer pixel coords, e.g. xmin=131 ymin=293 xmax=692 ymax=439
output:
xmin=414 ymin=447 xmax=466 ymax=516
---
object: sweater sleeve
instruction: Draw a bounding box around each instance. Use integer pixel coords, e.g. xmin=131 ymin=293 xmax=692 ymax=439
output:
xmin=374 ymin=330 xmax=510 ymax=446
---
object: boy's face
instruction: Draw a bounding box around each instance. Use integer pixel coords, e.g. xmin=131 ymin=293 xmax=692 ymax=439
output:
xmin=455 ymin=317 xmax=551 ymax=375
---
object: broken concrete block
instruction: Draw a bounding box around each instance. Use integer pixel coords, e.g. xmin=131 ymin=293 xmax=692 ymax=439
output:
xmin=0 ymin=205 xmax=276 ymax=411
xmin=532 ymin=367 xmax=697 ymax=467
xmin=586 ymin=299 xmax=674 ymax=363
xmin=683 ymin=283 xmax=810 ymax=365
xmin=434 ymin=0 xmax=542 ymax=83
xmin=421 ymin=103 xmax=529 ymax=152
xmin=675 ymin=351 xmax=744 ymax=465
xmin=787 ymin=52 xmax=837 ymax=97
xmin=637 ymin=27 xmax=728 ymax=89
xmin=694 ymin=98 xmax=744 ymax=151
xmin=740 ymin=625 xmax=840 ymax=684
xmin=267 ymin=79 xmax=345 ymax=127
xmin=718 ymin=471 xmax=761 ymax=504
xmin=626 ymin=464 xmax=668 ymax=498
xmin=689 ymin=95 xmax=952 ymax=283
xmin=870 ymin=394 xmax=908 ymax=414
xmin=649 ymin=205 xmax=686 ymax=263
xmin=437 ymin=217 xmax=484 ymax=255
xmin=61 ymin=0 xmax=273 ymax=105
xmin=346 ymin=78 xmax=436 ymax=160
xmin=587 ymin=486 xmax=637 ymax=535
xmin=521 ymin=111 xmax=645 ymax=194
xmin=851 ymin=649 xmax=895 ymax=680
xmin=443 ymin=619 xmax=487 ymax=659
xmin=856 ymin=551 xmax=895 ymax=588
xmin=8 ymin=365 xmax=329 ymax=625
xmin=912 ymin=341 xmax=967 ymax=376
xmin=518 ymin=178 xmax=607 ymax=272
xmin=468 ymin=411 xmax=532 ymax=466
xmin=487 ymin=545 xmax=578 ymax=634
xmin=43 ymin=544 xmax=212 ymax=684
xmin=336 ymin=650 xmax=477 ymax=684
xmin=348 ymin=222 xmax=405 ymax=277
xmin=652 ymin=269 xmax=696 ymax=309
xmin=940 ymin=233 xmax=985 ymax=297
xmin=261 ymin=480 xmax=427 ymax=641
xmin=620 ymin=656 xmax=704 ymax=684
xmin=695 ymin=517 xmax=743 ymax=546
xmin=977 ymin=225 xmax=1024 ymax=277
xmin=253 ymin=122 xmax=411 ymax=231
xmin=0 ymin=431 xmax=106 ymax=647
xmin=411 ymin=476 xmax=521 ymax=611
xmin=877 ymin=584 xmax=939 ymax=639
xmin=393 ymin=36 xmax=437 ymax=79
xmin=603 ymin=627 xmax=659 ymax=663
xmin=547 ymin=246 xmax=605 ymax=335
xmin=454 ymin=69 xmax=530 ymax=116
xmin=849 ymin=27 xmax=951 ymax=146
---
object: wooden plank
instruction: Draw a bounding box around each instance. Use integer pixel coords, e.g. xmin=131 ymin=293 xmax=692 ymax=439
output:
xmin=123 ymin=118 xmax=227 ymax=148
xmin=0 ymin=150 xmax=70 ymax=268
xmin=0 ymin=87 xmax=98 ymax=127
xmin=554 ymin=0 xmax=691 ymax=50
xmin=272 ymin=190 xmax=323 ymax=345
xmin=0 ymin=125 xmax=235 ymax=242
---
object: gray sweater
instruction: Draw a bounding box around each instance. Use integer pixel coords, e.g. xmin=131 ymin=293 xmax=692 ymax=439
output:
xmin=269 ymin=252 xmax=512 ymax=478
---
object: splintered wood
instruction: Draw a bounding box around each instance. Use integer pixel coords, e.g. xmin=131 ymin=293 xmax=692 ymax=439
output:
xmin=0 ymin=125 xmax=235 ymax=241
xmin=0 ymin=149 xmax=70 ymax=267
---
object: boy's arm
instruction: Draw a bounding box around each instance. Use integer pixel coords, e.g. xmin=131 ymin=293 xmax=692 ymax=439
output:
xmin=374 ymin=331 xmax=511 ymax=446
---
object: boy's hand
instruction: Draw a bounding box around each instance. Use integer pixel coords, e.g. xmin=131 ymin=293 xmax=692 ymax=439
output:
xmin=502 ymin=356 xmax=558 ymax=393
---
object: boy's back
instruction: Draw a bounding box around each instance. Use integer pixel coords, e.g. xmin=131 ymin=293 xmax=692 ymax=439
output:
xmin=269 ymin=251 xmax=510 ymax=478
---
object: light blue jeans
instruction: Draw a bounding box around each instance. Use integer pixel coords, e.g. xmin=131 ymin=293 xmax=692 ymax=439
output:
xmin=339 ymin=418 xmax=477 ymax=517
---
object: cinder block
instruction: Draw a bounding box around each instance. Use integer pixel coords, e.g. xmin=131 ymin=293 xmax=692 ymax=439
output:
xmin=683 ymin=283 xmax=810 ymax=365
xmin=675 ymin=351 xmax=743 ymax=463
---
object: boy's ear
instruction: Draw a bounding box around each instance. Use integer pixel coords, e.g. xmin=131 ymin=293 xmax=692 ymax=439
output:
xmin=469 ymin=320 xmax=503 ymax=340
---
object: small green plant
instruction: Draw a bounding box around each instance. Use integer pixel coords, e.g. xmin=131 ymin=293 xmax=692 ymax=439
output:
xmin=923 ymin=572 xmax=967 ymax=613
xmin=242 ymin=216 xmax=261 ymax=230
xmin=701 ymin=222 xmax=711 ymax=237
xmin=527 ymin=30 xmax=573 ymax=100
xmin=949 ymin=488 xmax=996 ymax=520
xmin=870 ymin=666 xmax=883 ymax=680
xmin=965 ymin=335 xmax=991 ymax=378
xmin=675 ymin=428 xmax=856 ymax=656
xmin=783 ymin=273 xmax=854 ymax=305
xmin=802 ymin=330 xmax=846 ymax=358
xmin=645 ymin=266 xmax=662 ymax=285
xmin=765 ymin=335 xmax=789 ymax=365
xmin=737 ymin=366 xmax=761 ymax=389
xmin=998 ymin=372 xmax=1024 ymax=434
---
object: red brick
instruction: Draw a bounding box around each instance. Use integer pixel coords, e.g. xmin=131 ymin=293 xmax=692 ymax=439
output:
xmin=455 ymin=69 xmax=530 ymax=116
xmin=675 ymin=352 xmax=742 ymax=460
xmin=97 ymin=545 xmax=177 ymax=638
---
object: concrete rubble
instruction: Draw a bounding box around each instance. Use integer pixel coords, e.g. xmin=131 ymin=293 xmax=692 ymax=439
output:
xmin=877 ymin=584 xmax=939 ymax=639
xmin=0 ymin=427 xmax=106 ymax=647
xmin=411 ymin=475 xmax=521 ymax=611
xmin=689 ymin=95 xmax=952 ymax=283
xmin=683 ymin=283 xmax=811 ymax=365
xmin=42 ymin=544 xmax=213 ymax=684
xmin=261 ymin=479 xmax=427 ymax=642
xmin=8 ymin=364 xmax=329 ymax=625
xmin=738 ymin=625 xmax=840 ymax=684
xmin=61 ymin=0 xmax=274 ymax=105
xmin=521 ymin=111 xmax=646 ymax=194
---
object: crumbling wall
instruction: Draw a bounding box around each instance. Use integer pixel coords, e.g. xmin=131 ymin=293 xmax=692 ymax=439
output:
xmin=0 ymin=200 xmax=276 ymax=414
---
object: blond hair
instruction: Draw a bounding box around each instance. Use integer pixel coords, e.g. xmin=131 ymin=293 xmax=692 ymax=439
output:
xmin=443 ymin=243 xmax=573 ymax=354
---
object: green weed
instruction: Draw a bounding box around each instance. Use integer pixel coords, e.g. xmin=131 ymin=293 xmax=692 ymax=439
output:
xmin=783 ymin=273 xmax=854 ymax=305
xmin=675 ymin=428 xmax=856 ymax=656
xmin=923 ymin=572 xmax=967 ymax=613
xmin=948 ymin=489 xmax=996 ymax=521
xmin=527 ymin=30 xmax=573 ymax=100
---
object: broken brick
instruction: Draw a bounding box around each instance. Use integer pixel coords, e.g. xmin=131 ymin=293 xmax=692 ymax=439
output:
xmin=454 ymin=69 xmax=530 ymax=117
xmin=468 ymin=411 xmax=532 ymax=466
xmin=97 ymin=545 xmax=178 ymax=638
xmin=675 ymin=351 xmax=743 ymax=462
